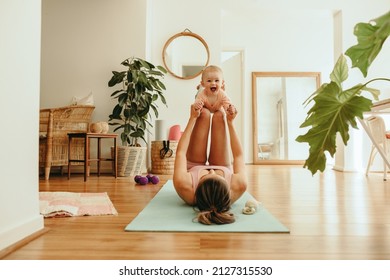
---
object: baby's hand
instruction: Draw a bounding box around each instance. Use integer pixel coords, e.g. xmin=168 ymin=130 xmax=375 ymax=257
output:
xmin=193 ymin=99 xmax=204 ymax=110
xmin=222 ymin=99 xmax=231 ymax=110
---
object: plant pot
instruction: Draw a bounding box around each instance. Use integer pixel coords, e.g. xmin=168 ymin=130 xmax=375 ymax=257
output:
xmin=112 ymin=146 xmax=147 ymax=177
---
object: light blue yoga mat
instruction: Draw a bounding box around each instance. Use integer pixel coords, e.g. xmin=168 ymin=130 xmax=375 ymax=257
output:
xmin=125 ymin=180 xmax=289 ymax=233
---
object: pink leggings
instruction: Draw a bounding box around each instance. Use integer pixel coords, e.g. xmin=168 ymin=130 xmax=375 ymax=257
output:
xmin=186 ymin=160 xmax=205 ymax=170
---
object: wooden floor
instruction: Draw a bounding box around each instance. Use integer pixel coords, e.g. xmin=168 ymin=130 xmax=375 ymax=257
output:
xmin=2 ymin=165 xmax=390 ymax=260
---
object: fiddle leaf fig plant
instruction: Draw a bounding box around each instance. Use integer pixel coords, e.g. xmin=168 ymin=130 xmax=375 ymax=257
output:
xmin=296 ymin=10 xmax=390 ymax=175
xmin=108 ymin=57 xmax=167 ymax=146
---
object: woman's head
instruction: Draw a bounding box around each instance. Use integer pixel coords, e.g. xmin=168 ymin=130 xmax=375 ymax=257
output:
xmin=194 ymin=176 xmax=235 ymax=225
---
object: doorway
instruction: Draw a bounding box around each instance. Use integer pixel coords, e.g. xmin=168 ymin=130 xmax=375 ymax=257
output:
xmin=221 ymin=50 xmax=244 ymax=144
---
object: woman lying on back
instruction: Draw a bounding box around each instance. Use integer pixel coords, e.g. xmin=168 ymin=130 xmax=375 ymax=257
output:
xmin=173 ymin=103 xmax=247 ymax=225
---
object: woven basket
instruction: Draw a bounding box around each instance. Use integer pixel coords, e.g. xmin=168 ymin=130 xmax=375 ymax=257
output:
xmin=151 ymin=141 xmax=178 ymax=174
xmin=114 ymin=146 xmax=147 ymax=177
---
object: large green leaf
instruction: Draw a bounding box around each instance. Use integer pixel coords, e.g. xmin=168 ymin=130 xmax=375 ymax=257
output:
xmin=110 ymin=89 xmax=125 ymax=98
xmin=157 ymin=65 xmax=167 ymax=74
xmin=329 ymin=55 xmax=348 ymax=87
xmin=138 ymin=58 xmax=153 ymax=70
xmin=296 ymin=55 xmax=373 ymax=175
xmin=118 ymin=92 xmax=128 ymax=106
xmin=345 ymin=11 xmax=390 ymax=77
xmin=108 ymin=71 xmax=126 ymax=87
xmin=109 ymin=104 xmax=123 ymax=120
xmin=157 ymin=80 xmax=166 ymax=90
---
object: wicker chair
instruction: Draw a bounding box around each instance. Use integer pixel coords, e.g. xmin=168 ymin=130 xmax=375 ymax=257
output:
xmin=364 ymin=115 xmax=390 ymax=181
xmin=39 ymin=105 xmax=95 ymax=179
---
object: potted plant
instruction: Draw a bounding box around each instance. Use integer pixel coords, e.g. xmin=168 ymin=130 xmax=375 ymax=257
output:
xmin=296 ymin=11 xmax=390 ymax=175
xmin=108 ymin=57 xmax=167 ymax=176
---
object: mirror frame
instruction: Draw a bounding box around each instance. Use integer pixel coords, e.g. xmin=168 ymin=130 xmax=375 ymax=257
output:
xmin=162 ymin=31 xmax=210 ymax=80
xmin=252 ymin=71 xmax=321 ymax=165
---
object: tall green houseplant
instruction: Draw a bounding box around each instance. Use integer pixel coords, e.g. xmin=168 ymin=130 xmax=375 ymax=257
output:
xmin=296 ymin=10 xmax=390 ymax=175
xmin=108 ymin=57 xmax=167 ymax=146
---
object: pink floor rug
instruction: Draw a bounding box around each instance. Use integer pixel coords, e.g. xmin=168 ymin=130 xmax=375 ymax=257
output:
xmin=39 ymin=192 xmax=118 ymax=218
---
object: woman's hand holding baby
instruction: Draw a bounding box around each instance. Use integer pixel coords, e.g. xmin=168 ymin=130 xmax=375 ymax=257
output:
xmin=193 ymin=99 xmax=204 ymax=110
xmin=226 ymin=104 xmax=238 ymax=122
xmin=190 ymin=104 xmax=202 ymax=119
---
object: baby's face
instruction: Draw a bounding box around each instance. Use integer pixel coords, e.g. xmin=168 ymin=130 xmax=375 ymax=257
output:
xmin=201 ymin=70 xmax=224 ymax=94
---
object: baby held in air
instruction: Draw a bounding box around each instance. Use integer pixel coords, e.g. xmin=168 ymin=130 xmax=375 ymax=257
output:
xmin=194 ymin=65 xmax=233 ymax=113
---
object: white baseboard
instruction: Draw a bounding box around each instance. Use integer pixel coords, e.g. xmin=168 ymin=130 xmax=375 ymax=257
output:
xmin=0 ymin=215 xmax=44 ymax=251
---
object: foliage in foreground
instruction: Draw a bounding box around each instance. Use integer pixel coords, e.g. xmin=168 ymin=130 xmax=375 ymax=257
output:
xmin=296 ymin=11 xmax=390 ymax=175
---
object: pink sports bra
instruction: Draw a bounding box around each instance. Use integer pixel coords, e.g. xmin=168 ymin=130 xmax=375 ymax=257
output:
xmin=188 ymin=165 xmax=233 ymax=192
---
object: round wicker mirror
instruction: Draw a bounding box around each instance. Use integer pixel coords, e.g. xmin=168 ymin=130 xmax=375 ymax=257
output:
xmin=162 ymin=30 xmax=210 ymax=80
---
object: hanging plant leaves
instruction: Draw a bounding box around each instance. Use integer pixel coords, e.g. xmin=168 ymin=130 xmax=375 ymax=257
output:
xmin=296 ymin=55 xmax=373 ymax=175
xmin=297 ymin=11 xmax=390 ymax=175
xmin=345 ymin=11 xmax=390 ymax=77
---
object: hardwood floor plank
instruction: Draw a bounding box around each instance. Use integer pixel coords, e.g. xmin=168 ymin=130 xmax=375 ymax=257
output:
xmin=2 ymin=165 xmax=390 ymax=260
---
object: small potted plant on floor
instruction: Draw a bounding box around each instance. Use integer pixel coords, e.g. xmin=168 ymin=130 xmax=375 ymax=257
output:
xmin=108 ymin=57 xmax=167 ymax=176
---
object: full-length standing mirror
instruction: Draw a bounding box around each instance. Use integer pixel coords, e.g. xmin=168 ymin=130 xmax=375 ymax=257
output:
xmin=162 ymin=30 xmax=210 ymax=80
xmin=252 ymin=72 xmax=321 ymax=164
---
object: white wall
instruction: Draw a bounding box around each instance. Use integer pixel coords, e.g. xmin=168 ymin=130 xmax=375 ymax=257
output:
xmin=0 ymin=0 xmax=44 ymax=251
xmin=40 ymin=0 xmax=148 ymax=123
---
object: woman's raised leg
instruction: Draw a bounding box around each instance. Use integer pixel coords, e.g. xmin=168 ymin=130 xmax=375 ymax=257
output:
xmin=186 ymin=108 xmax=211 ymax=164
xmin=208 ymin=110 xmax=230 ymax=166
